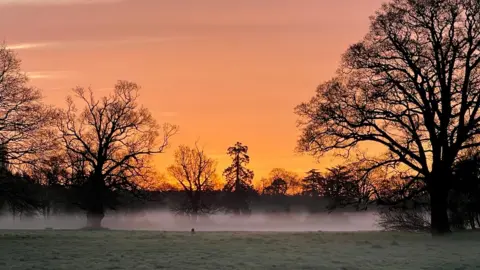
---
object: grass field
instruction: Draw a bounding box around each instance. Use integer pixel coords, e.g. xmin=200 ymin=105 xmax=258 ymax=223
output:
xmin=0 ymin=230 xmax=479 ymax=270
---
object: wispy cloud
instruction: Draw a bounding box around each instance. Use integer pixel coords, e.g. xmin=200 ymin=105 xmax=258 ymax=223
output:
xmin=0 ymin=0 xmax=123 ymax=6
xmin=7 ymin=36 xmax=191 ymax=51
xmin=7 ymin=42 xmax=59 ymax=50
xmin=26 ymin=71 xmax=78 ymax=80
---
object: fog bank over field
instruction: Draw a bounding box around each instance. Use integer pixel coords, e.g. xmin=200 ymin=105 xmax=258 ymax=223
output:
xmin=0 ymin=211 xmax=381 ymax=231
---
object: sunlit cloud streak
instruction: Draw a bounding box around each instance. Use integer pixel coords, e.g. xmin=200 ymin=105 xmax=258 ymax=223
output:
xmin=6 ymin=42 xmax=58 ymax=50
xmin=26 ymin=71 xmax=78 ymax=80
xmin=7 ymin=36 xmax=191 ymax=51
xmin=0 ymin=0 xmax=123 ymax=6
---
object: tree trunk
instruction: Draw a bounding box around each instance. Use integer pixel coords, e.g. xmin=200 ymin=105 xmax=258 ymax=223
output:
xmin=429 ymin=183 xmax=451 ymax=235
xmin=85 ymin=175 xmax=106 ymax=229
xmin=86 ymin=209 xmax=105 ymax=229
xmin=86 ymin=195 xmax=105 ymax=229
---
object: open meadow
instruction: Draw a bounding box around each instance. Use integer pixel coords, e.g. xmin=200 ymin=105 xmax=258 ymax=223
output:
xmin=0 ymin=230 xmax=479 ymax=270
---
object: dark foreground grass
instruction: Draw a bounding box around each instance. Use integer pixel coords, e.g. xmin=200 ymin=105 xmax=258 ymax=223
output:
xmin=0 ymin=230 xmax=479 ymax=270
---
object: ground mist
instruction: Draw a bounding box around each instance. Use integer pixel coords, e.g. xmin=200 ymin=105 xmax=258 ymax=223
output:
xmin=0 ymin=210 xmax=380 ymax=231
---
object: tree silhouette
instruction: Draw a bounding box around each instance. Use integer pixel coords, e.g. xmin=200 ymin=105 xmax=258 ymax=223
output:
xmin=449 ymin=152 xmax=480 ymax=229
xmin=0 ymin=45 xmax=56 ymax=167
xmin=167 ymin=144 xmax=218 ymax=221
xmin=57 ymin=81 xmax=176 ymax=228
xmin=321 ymin=166 xmax=372 ymax=210
xmin=295 ymin=0 xmax=480 ymax=235
xmin=34 ymin=155 xmax=70 ymax=219
xmin=264 ymin=178 xmax=288 ymax=196
xmin=265 ymin=168 xmax=302 ymax=195
xmin=301 ymin=169 xmax=324 ymax=197
xmin=0 ymin=45 xmax=56 ymax=215
xmin=0 ymin=172 xmax=42 ymax=218
xmin=222 ymin=142 xmax=254 ymax=214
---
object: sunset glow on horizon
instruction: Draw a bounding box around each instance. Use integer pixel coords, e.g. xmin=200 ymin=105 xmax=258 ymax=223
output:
xmin=0 ymin=0 xmax=385 ymax=181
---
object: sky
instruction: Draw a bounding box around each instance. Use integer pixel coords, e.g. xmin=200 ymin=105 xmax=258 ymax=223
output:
xmin=0 ymin=0 xmax=384 ymax=182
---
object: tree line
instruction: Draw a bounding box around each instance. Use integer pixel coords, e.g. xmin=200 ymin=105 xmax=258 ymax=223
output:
xmin=0 ymin=44 xmax=354 ymax=228
xmin=3 ymin=0 xmax=480 ymax=236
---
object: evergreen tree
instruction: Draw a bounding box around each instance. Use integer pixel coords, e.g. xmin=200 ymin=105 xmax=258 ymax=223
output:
xmin=222 ymin=142 xmax=254 ymax=214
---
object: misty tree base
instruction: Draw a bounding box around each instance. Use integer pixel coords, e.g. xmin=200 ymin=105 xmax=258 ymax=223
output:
xmin=86 ymin=212 xmax=105 ymax=230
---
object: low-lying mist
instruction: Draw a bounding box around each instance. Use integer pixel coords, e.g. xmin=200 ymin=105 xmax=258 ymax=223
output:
xmin=0 ymin=210 xmax=381 ymax=232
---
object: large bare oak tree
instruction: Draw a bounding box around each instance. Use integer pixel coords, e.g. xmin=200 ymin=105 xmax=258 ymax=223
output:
xmin=57 ymin=81 xmax=177 ymax=228
xmin=296 ymin=0 xmax=480 ymax=235
xmin=0 ymin=45 xmax=56 ymax=167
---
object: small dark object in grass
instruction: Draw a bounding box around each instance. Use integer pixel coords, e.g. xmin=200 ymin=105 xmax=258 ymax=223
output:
xmin=81 ymin=226 xmax=110 ymax=231
xmin=191 ymin=228 xmax=195 ymax=234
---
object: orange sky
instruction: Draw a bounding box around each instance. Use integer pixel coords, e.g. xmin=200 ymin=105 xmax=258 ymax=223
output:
xmin=0 ymin=0 xmax=384 ymax=181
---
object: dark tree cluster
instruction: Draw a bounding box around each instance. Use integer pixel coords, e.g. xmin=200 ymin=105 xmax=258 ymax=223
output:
xmin=0 ymin=45 xmax=177 ymax=228
xmin=296 ymin=0 xmax=480 ymax=235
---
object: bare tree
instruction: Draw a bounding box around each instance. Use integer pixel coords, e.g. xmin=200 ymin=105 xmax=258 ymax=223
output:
xmin=377 ymin=207 xmax=431 ymax=232
xmin=0 ymin=45 xmax=56 ymax=167
xmin=0 ymin=45 xmax=57 ymax=215
xmin=167 ymin=144 xmax=218 ymax=221
xmin=296 ymin=0 xmax=480 ymax=235
xmin=57 ymin=81 xmax=177 ymax=228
